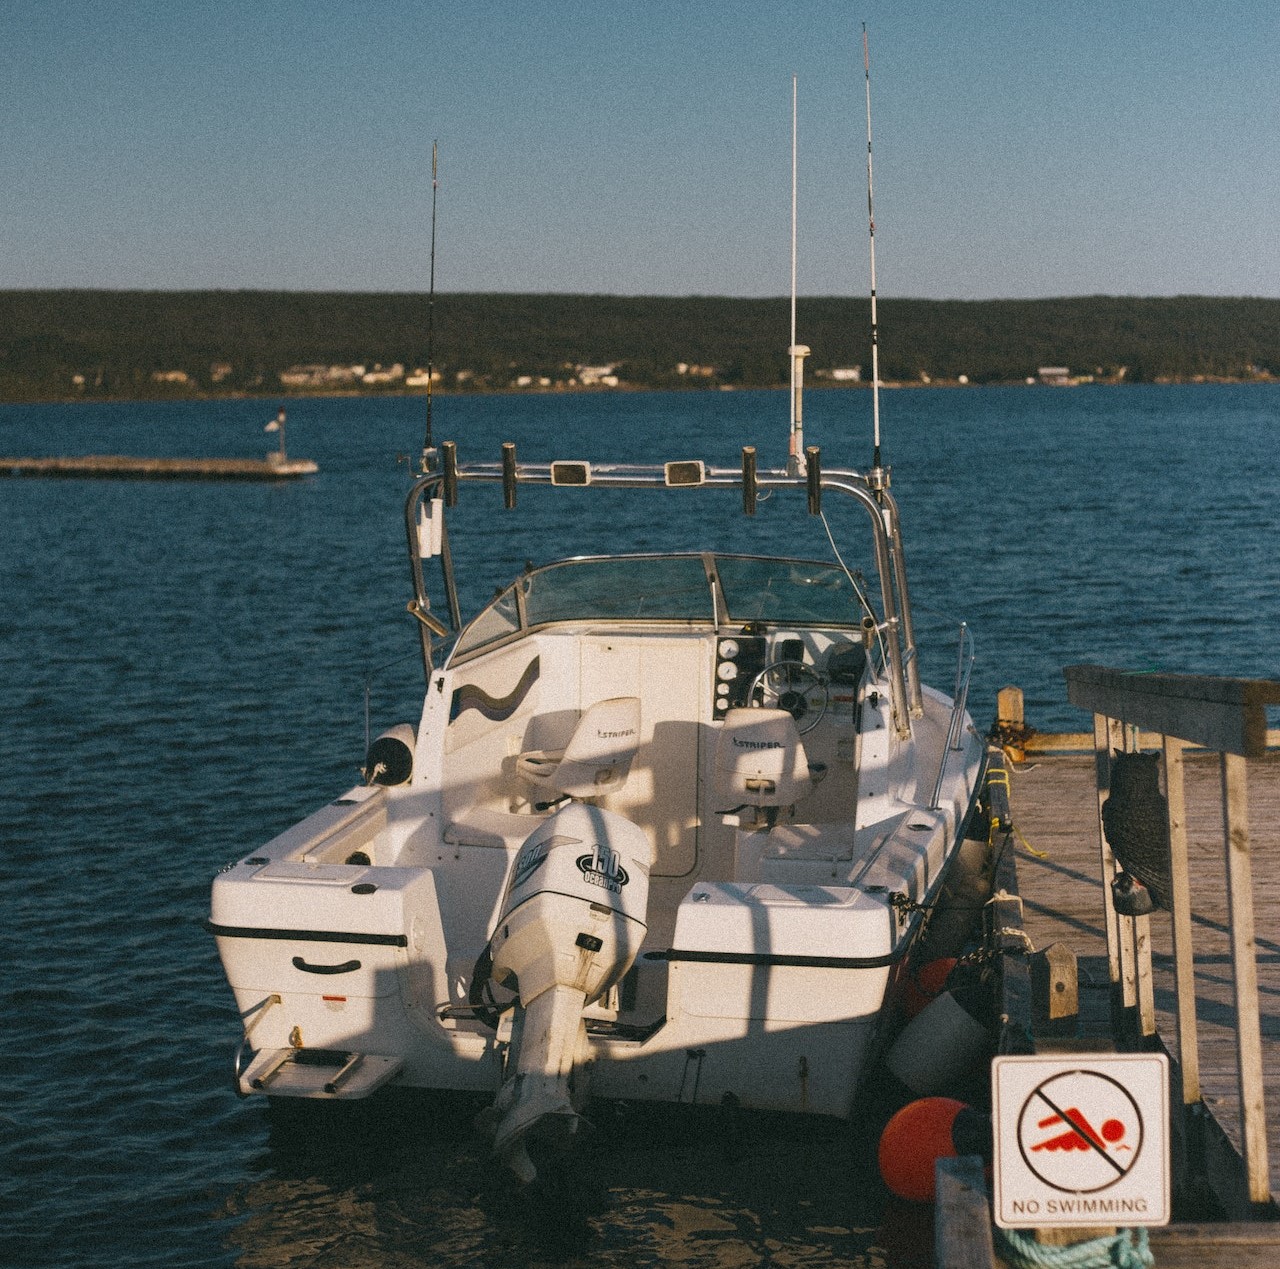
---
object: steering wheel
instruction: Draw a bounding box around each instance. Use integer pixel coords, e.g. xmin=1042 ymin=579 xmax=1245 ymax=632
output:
xmin=747 ymin=659 xmax=829 ymax=734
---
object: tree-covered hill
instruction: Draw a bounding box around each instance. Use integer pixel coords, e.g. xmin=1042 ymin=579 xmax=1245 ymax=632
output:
xmin=2 ymin=290 xmax=1278 ymax=401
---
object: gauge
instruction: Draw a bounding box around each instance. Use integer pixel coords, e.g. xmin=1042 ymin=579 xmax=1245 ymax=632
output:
xmin=717 ymin=681 xmax=731 ymax=697
xmin=717 ymin=661 xmax=738 ymax=682
xmin=719 ymin=639 xmax=739 ymax=659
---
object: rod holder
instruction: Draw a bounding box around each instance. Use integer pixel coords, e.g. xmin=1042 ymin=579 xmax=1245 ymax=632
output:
xmin=442 ymin=441 xmax=458 ymax=507
xmin=407 ymin=599 xmax=450 ymax=638
xmin=806 ymin=446 xmax=822 ymax=515
xmin=501 ymin=442 xmax=517 ymax=509
xmin=741 ymin=446 xmax=757 ymax=516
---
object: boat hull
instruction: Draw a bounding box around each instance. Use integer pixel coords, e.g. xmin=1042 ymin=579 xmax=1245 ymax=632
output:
xmin=210 ymin=723 xmax=985 ymax=1115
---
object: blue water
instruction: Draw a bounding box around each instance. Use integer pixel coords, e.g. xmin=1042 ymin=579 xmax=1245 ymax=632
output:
xmin=2 ymin=384 xmax=1277 ymax=1268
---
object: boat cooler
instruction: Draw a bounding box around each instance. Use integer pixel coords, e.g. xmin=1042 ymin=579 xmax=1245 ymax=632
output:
xmin=209 ymin=860 xmax=445 ymax=1096
xmin=668 ymin=881 xmax=897 ymax=1024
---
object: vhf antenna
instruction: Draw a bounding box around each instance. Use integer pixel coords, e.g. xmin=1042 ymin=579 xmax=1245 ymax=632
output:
xmin=421 ymin=140 xmax=439 ymax=472
xmin=787 ymin=74 xmax=810 ymax=477
xmin=862 ymin=25 xmax=886 ymax=488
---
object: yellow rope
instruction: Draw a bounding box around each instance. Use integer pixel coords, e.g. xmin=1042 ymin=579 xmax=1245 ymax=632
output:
xmin=985 ymin=767 xmax=1010 ymax=799
xmin=985 ymin=767 xmax=1049 ymax=858
xmin=1011 ymin=823 xmax=1048 ymax=859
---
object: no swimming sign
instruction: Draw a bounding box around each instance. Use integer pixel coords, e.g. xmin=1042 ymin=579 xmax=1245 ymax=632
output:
xmin=992 ymin=1053 xmax=1170 ymax=1228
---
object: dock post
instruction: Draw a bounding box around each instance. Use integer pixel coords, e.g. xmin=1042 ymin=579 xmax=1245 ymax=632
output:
xmin=993 ymin=686 xmax=1029 ymax=762
xmin=1162 ymin=734 xmax=1200 ymax=1103
xmin=1093 ymin=716 xmax=1129 ymax=1029
xmin=996 ymin=685 xmax=1023 ymax=725
xmin=1030 ymin=942 xmax=1078 ymax=1034
xmin=1221 ymin=751 xmax=1270 ymax=1206
xmin=1134 ymin=906 xmax=1157 ymax=1040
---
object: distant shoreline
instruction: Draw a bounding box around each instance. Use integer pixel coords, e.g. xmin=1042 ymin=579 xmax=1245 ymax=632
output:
xmin=4 ymin=291 xmax=1278 ymax=404
xmin=5 ymin=376 xmax=1277 ymax=410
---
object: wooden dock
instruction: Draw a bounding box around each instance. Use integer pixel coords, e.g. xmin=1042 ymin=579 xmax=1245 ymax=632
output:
xmin=0 ymin=454 xmax=318 ymax=481
xmin=1011 ymin=751 xmax=1280 ymax=1196
xmin=935 ymin=670 xmax=1280 ymax=1266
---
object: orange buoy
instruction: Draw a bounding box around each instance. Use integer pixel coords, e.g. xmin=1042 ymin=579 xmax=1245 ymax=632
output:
xmin=878 ymin=1097 xmax=966 ymax=1202
xmin=900 ymin=956 xmax=957 ymax=1018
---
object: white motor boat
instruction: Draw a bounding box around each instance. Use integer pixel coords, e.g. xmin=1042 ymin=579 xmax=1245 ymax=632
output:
xmin=209 ymin=441 xmax=989 ymax=1179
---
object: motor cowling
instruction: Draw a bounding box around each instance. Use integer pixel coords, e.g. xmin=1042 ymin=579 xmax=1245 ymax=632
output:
xmin=490 ymin=801 xmax=654 ymax=1008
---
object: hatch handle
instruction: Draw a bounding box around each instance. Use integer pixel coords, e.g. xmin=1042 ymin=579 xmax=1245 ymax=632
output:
xmin=291 ymin=955 xmax=362 ymax=975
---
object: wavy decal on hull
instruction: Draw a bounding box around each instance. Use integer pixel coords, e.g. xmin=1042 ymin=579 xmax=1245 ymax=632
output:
xmin=450 ymin=655 xmax=540 ymax=723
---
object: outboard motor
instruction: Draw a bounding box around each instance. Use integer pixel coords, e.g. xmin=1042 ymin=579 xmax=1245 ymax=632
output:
xmin=486 ymin=801 xmax=653 ymax=1181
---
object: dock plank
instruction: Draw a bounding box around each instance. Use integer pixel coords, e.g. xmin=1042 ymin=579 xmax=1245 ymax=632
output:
xmin=1007 ymin=752 xmax=1280 ymax=1205
xmin=935 ymin=1157 xmax=998 ymax=1269
xmin=1148 ymin=1221 xmax=1280 ymax=1266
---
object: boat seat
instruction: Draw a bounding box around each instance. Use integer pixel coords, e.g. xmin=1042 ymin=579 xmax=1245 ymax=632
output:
xmin=713 ymin=707 xmax=819 ymax=813
xmin=516 ymin=696 xmax=642 ymax=800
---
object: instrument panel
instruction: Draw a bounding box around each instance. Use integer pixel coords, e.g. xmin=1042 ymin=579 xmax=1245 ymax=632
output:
xmin=711 ymin=634 xmax=768 ymax=719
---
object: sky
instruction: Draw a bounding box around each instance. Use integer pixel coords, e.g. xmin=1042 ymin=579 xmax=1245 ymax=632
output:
xmin=3 ymin=0 xmax=1278 ymax=299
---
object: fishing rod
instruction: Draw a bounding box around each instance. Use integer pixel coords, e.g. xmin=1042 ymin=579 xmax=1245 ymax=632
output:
xmin=421 ymin=140 xmax=440 ymax=473
xmin=787 ymin=74 xmax=810 ymax=477
xmin=862 ymin=24 xmax=885 ymax=484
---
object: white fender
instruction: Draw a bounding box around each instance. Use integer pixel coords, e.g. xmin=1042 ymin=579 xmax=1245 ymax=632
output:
xmin=885 ymin=986 xmax=991 ymax=1096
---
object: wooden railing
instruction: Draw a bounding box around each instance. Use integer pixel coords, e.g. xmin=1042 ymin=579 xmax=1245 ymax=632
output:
xmin=992 ymin=682 xmax=1280 ymax=758
xmin=1063 ymin=666 xmax=1280 ymax=1208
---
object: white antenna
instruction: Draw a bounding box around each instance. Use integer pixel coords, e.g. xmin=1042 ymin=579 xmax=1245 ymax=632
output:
xmin=421 ymin=140 xmax=439 ymax=472
xmin=863 ymin=25 xmax=884 ymax=476
xmin=787 ymin=74 xmax=810 ymax=477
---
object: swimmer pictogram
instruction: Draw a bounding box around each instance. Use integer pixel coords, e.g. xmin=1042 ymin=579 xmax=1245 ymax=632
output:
xmin=1017 ymin=1070 xmax=1142 ymax=1192
xmin=1032 ymin=1106 xmax=1131 ymax=1154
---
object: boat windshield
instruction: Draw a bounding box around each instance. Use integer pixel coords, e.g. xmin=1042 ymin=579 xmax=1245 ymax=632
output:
xmin=524 ymin=556 xmax=711 ymax=625
xmin=716 ymin=556 xmax=867 ymax=626
xmin=451 ymin=553 xmax=868 ymax=660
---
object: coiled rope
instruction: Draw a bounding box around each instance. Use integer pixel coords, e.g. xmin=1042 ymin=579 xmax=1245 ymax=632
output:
xmin=994 ymin=1226 xmax=1152 ymax=1269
